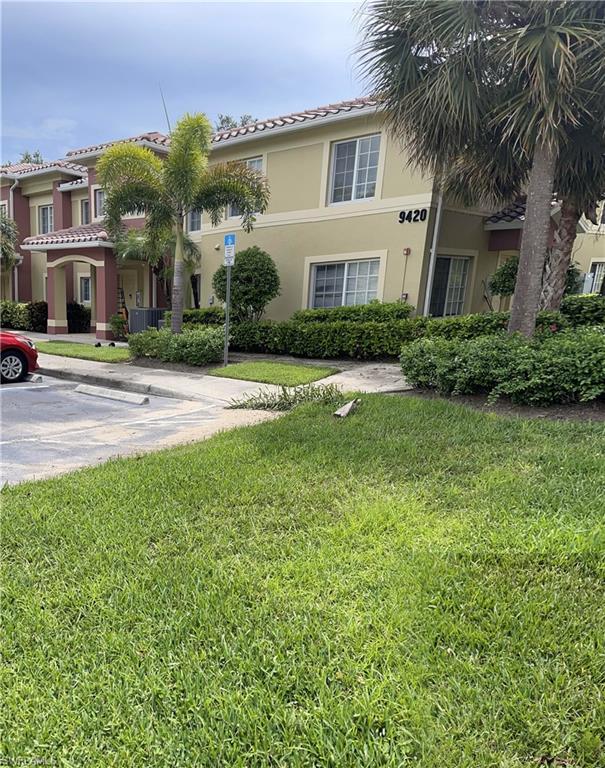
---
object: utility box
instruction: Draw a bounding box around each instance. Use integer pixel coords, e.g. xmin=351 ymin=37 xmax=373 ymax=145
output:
xmin=128 ymin=308 xmax=166 ymax=334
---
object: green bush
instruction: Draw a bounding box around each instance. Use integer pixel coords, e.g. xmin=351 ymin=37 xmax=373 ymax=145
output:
xmin=67 ymin=302 xmax=91 ymax=333
xmin=0 ymin=300 xmax=30 ymax=330
xmin=400 ymin=328 xmax=605 ymax=405
xmin=489 ymin=254 xmax=582 ymax=297
xmin=28 ymin=301 xmax=48 ymax=332
xmin=110 ymin=314 xmax=128 ymax=341
xmin=560 ymin=294 xmax=605 ymax=326
xmin=213 ymin=246 xmax=280 ymax=322
xmin=292 ymin=300 xmax=413 ymax=324
xmin=164 ymin=307 xmax=225 ymax=326
xmin=128 ymin=327 xmax=223 ymax=366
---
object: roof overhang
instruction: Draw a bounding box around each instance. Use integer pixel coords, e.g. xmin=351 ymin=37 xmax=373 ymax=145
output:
xmin=67 ymin=139 xmax=171 ymax=162
xmin=22 ymin=240 xmax=114 ymax=251
xmin=5 ymin=165 xmax=85 ymax=181
xmin=210 ymin=104 xmax=381 ymax=150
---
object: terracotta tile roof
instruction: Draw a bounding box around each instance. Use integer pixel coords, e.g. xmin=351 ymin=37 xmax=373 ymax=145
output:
xmin=1 ymin=159 xmax=87 ymax=178
xmin=66 ymin=131 xmax=171 ymax=158
xmin=0 ymin=162 xmax=41 ymax=174
xmin=23 ymin=222 xmax=109 ymax=247
xmin=486 ymin=200 xmax=528 ymax=225
xmin=486 ymin=198 xmax=559 ymax=226
xmin=211 ymin=97 xmax=380 ymax=144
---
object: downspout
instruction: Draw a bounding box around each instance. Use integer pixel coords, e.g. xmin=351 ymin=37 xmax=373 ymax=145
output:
xmin=422 ymin=189 xmax=444 ymax=316
xmin=9 ymin=177 xmax=20 ymax=301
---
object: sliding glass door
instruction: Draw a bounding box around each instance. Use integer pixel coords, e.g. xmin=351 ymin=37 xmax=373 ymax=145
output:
xmin=429 ymin=256 xmax=470 ymax=316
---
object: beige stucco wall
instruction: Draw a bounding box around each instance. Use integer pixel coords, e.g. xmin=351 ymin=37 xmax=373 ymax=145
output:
xmin=71 ymin=191 xmax=89 ymax=227
xmin=573 ymin=231 xmax=605 ymax=275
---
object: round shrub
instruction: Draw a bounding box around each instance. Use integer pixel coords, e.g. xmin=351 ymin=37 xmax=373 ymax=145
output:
xmin=128 ymin=327 xmax=223 ymax=366
xmin=400 ymin=328 xmax=605 ymax=405
xmin=213 ymin=246 xmax=280 ymax=322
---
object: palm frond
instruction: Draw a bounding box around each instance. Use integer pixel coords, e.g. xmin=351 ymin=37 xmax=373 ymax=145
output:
xmin=0 ymin=210 xmax=19 ymax=270
xmin=97 ymin=144 xmax=171 ymax=239
xmin=163 ymin=113 xmax=213 ymax=211
xmin=193 ymin=162 xmax=270 ymax=232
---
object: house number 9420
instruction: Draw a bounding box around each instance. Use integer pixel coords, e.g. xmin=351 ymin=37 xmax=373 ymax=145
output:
xmin=399 ymin=208 xmax=428 ymax=223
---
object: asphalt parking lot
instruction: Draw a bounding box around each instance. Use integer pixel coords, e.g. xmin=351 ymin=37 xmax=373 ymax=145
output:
xmin=1 ymin=376 xmax=271 ymax=485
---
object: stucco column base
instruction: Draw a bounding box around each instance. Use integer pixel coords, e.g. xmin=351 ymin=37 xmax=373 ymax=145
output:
xmin=47 ymin=264 xmax=67 ymax=334
xmin=47 ymin=324 xmax=68 ymax=334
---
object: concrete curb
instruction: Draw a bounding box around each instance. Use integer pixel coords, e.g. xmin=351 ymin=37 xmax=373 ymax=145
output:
xmin=37 ymin=366 xmax=207 ymax=402
xmin=75 ymin=384 xmax=150 ymax=405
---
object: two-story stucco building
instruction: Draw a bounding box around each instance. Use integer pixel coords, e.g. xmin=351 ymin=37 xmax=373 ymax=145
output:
xmin=1 ymin=98 xmax=604 ymax=338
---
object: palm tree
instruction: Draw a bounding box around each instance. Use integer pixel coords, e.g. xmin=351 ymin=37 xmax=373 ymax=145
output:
xmin=1 ymin=209 xmax=19 ymax=272
xmin=441 ymin=119 xmax=605 ymax=311
xmin=360 ymin=0 xmax=605 ymax=335
xmin=97 ymin=113 xmax=269 ymax=333
xmin=114 ymin=228 xmax=201 ymax=310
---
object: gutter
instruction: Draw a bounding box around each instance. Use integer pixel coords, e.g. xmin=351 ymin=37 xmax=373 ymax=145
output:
xmin=422 ymin=190 xmax=444 ymax=316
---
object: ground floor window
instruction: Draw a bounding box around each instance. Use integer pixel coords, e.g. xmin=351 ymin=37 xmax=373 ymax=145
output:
xmin=429 ymin=256 xmax=470 ymax=317
xmin=80 ymin=276 xmax=91 ymax=304
xmin=590 ymin=262 xmax=604 ymax=294
xmin=311 ymin=258 xmax=380 ymax=308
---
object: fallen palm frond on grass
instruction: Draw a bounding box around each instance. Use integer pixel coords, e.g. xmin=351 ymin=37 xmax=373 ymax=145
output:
xmin=229 ymin=382 xmax=344 ymax=411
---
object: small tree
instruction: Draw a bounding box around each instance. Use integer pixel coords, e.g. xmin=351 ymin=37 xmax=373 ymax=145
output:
xmin=213 ymin=246 xmax=280 ymax=322
xmin=215 ymin=114 xmax=257 ymax=132
xmin=489 ymin=255 xmax=582 ymax=300
xmin=19 ymin=150 xmax=43 ymax=164
xmin=0 ymin=210 xmax=19 ymax=271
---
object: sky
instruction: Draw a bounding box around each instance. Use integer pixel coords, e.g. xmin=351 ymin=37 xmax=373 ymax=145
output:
xmin=1 ymin=0 xmax=365 ymax=164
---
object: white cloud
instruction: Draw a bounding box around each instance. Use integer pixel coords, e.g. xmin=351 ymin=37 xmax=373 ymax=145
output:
xmin=3 ymin=117 xmax=78 ymax=142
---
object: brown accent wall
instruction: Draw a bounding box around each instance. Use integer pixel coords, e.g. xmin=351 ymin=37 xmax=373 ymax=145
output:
xmin=489 ymin=229 xmax=521 ymax=251
xmin=13 ymin=187 xmax=33 ymax=302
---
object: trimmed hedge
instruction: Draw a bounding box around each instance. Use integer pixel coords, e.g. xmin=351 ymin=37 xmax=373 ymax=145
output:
xmin=560 ymin=294 xmax=605 ymax=326
xmin=0 ymin=301 xmax=30 ymax=330
xmin=229 ymin=312 xmax=570 ymax=360
xmin=164 ymin=307 xmax=225 ymax=326
xmin=292 ymin=301 xmax=413 ymax=324
xmin=400 ymin=327 xmax=605 ymax=405
xmin=128 ymin=327 xmax=223 ymax=366
xmin=1 ymin=299 xmax=90 ymax=333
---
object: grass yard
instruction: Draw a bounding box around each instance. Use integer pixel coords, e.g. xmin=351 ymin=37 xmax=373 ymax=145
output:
xmin=3 ymin=396 xmax=604 ymax=767
xmin=36 ymin=340 xmax=131 ymax=363
xmin=210 ymin=359 xmax=339 ymax=385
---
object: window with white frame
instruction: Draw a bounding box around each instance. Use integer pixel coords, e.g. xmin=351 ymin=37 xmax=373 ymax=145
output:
xmin=80 ymin=276 xmax=91 ymax=304
xmin=39 ymin=205 xmax=54 ymax=234
xmin=188 ymin=209 xmax=202 ymax=231
xmin=329 ymin=134 xmax=381 ymax=204
xmin=94 ymin=188 xmax=106 ymax=219
xmin=311 ymin=259 xmax=380 ymax=308
xmin=0 ymin=202 xmax=7 ymax=217
xmin=81 ymin=199 xmax=90 ymax=225
xmin=590 ymin=262 xmax=605 ymax=294
xmin=429 ymin=256 xmax=470 ymax=317
xmin=228 ymin=157 xmax=263 ymax=218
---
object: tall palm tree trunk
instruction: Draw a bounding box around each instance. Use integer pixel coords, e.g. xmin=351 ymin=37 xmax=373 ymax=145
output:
xmin=171 ymin=219 xmax=185 ymax=334
xmin=540 ymin=200 xmax=581 ymax=311
xmin=508 ymin=144 xmax=557 ymax=336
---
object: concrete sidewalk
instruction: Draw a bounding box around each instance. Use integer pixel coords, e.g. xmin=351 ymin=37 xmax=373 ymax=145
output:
xmin=37 ymin=354 xmax=278 ymax=404
xmin=37 ymin=353 xmax=409 ymax=402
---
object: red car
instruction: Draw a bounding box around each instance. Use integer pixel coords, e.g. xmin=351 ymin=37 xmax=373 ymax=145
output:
xmin=0 ymin=331 xmax=39 ymax=383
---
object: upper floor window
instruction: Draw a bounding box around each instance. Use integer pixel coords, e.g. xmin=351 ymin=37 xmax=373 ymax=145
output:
xmin=229 ymin=157 xmax=263 ymax=218
xmin=188 ymin=209 xmax=202 ymax=232
xmin=329 ymin=134 xmax=381 ymax=204
xmin=81 ymin=199 xmax=90 ymax=225
xmin=94 ymin=188 xmax=106 ymax=219
xmin=39 ymin=205 xmax=54 ymax=234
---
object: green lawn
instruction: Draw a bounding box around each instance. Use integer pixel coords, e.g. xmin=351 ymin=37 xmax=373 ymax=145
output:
xmin=37 ymin=340 xmax=131 ymax=363
xmin=210 ymin=360 xmax=339 ymax=385
xmin=3 ymin=396 xmax=604 ymax=767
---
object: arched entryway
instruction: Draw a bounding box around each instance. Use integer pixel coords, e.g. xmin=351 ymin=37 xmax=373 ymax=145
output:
xmin=46 ymin=249 xmax=118 ymax=339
